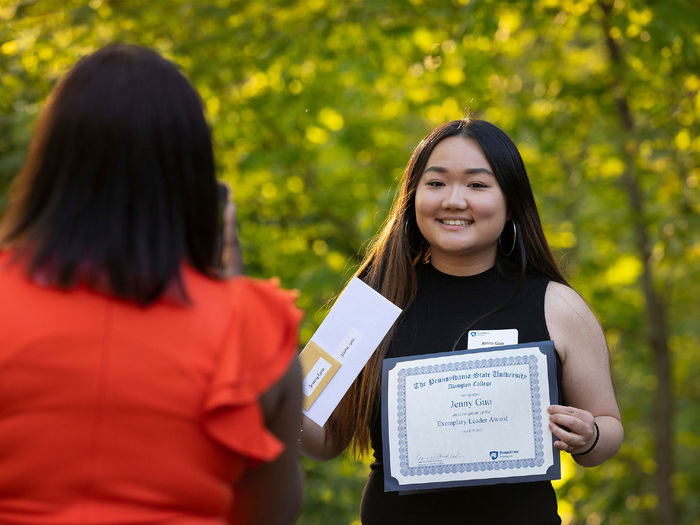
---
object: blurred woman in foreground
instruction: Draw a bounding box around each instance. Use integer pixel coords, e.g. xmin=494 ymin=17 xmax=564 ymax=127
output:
xmin=0 ymin=43 xmax=302 ymax=525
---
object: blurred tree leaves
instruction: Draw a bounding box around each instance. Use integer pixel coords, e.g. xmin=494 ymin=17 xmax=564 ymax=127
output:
xmin=1 ymin=0 xmax=698 ymax=523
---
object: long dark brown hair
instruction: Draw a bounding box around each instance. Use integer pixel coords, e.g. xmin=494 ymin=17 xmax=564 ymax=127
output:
xmin=0 ymin=43 xmax=219 ymax=305
xmin=328 ymin=118 xmax=568 ymax=456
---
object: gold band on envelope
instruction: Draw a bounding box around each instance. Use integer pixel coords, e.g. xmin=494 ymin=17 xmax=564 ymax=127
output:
xmin=299 ymin=340 xmax=341 ymax=411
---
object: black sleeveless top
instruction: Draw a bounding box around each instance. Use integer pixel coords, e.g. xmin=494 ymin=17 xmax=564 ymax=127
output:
xmin=361 ymin=263 xmax=562 ymax=525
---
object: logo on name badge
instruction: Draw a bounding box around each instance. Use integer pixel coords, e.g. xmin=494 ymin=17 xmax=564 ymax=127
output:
xmin=490 ymin=451 xmax=499 ymax=460
xmin=471 ymin=331 xmax=476 ymax=336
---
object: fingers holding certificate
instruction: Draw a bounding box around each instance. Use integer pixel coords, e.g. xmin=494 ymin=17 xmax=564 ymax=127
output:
xmin=382 ymin=341 xmax=561 ymax=492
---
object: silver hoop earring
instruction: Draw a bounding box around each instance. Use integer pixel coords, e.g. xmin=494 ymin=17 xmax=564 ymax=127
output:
xmin=499 ymin=220 xmax=517 ymax=257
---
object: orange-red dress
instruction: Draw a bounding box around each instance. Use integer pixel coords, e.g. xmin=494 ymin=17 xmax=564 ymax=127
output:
xmin=0 ymin=250 xmax=301 ymax=524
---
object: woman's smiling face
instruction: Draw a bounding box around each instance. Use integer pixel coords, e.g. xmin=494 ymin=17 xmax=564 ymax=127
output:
xmin=414 ymin=136 xmax=508 ymax=276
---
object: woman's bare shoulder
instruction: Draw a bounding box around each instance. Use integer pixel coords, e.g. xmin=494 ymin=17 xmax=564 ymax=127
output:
xmin=544 ymin=281 xmax=606 ymax=362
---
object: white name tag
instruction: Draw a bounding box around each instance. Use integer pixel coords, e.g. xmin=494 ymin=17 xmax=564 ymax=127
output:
xmin=302 ymin=356 xmax=333 ymax=397
xmin=467 ymin=329 xmax=518 ymax=350
xmin=333 ymin=327 xmax=362 ymax=361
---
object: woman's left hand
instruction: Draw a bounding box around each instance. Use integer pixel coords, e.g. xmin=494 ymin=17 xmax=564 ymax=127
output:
xmin=547 ymin=404 xmax=597 ymax=455
xmin=544 ymin=282 xmax=623 ymax=466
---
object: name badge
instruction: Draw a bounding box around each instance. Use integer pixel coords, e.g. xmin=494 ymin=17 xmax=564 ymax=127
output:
xmin=467 ymin=329 xmax=518 ymax=350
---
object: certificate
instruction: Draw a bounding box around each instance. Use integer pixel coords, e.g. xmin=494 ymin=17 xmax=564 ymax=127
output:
xmin=382 ymin=341 xmax=560 ymax=492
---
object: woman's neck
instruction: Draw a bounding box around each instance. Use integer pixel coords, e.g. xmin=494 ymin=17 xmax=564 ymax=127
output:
xmin=428 ymin=251 xmax=497 ymax=276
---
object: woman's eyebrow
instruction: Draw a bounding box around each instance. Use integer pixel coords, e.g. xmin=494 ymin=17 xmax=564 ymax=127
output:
xmin=423 ymin=166 xmax=494 ymax=176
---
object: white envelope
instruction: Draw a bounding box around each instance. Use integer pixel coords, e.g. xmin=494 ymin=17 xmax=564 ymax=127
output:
xmin=300 ymin=277 xmax=402 ymax=427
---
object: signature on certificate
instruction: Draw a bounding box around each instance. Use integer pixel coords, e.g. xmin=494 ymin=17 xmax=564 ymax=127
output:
xmin=416 ymin=452 xmax=464 ymax=465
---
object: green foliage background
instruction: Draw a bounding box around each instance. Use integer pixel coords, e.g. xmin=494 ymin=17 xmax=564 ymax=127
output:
xmin=1 ymin=1 xmax=698 ymax=523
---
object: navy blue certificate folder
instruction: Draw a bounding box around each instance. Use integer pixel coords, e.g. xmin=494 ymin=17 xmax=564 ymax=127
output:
xmin=381 ymin=341 xmax=561 ymax=493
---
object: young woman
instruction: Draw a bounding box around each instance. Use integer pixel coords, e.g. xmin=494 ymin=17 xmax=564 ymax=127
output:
xmin=0 ymin=44 xmax=302 ymax=525
xmin=301 ymin=119 xmax=623 ymax=524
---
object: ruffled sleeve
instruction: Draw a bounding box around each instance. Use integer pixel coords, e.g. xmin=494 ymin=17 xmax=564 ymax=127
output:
xmin=201 ymin=277 xmax=302 ymax=467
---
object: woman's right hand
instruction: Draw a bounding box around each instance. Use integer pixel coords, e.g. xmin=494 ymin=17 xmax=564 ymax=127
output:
xmin=220 ymin=188 xmax=244 ymax=278
xmin=299 ymin=414 xmax=349 ymax=461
